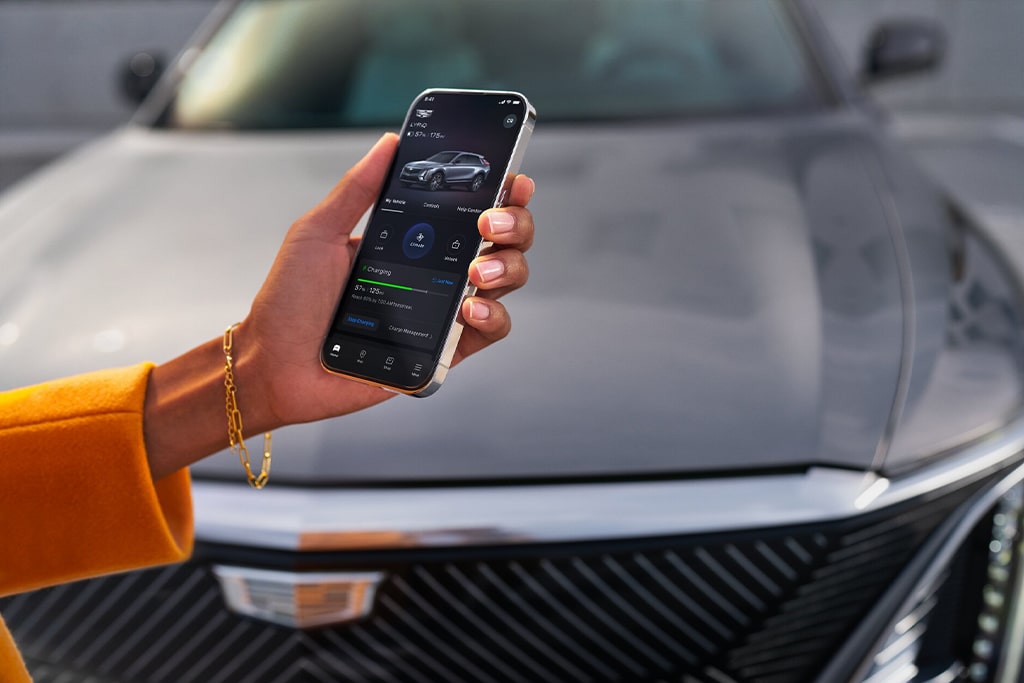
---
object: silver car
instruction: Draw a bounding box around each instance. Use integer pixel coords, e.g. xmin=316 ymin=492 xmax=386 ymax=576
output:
xmin=2 ymin=1 xmax=1023 ymax=682
xmin=400 ymin=151 xmax=491 ymax=191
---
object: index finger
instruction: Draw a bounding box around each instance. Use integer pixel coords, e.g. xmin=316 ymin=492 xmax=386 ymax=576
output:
xmin=478 ymin=174 xmax=536 ymax=250
xmin=505 ymin=174 xmax=535 ymax=209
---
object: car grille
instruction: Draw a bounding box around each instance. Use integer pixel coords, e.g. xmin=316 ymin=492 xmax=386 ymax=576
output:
xmin=0 ymin=476 xmax=989 ymax=683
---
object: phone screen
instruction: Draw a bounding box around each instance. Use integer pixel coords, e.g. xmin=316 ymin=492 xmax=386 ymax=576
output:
xmin=321 ymin=90 xmax=534 ymax=394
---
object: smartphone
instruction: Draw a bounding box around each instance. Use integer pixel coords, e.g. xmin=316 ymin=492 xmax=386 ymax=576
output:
xmin=321 ymin=89 xmax=536 ymax=396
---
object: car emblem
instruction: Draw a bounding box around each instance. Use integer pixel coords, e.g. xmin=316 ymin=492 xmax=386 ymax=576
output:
xmin=414 ymin=108 xmax=433 ymax=118
xmin=212 ymin=566 xmax=387 ymax=629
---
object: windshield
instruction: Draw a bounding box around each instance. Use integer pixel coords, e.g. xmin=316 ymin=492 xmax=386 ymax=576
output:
xmin=426 ymin=152 xmax=459 ymax=164
xmin=157 ymin=0 xmax=825 ymax=129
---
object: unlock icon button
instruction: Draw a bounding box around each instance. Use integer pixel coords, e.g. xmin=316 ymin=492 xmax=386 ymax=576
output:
xmin=447 ymin=235 xmax=466 ymax=257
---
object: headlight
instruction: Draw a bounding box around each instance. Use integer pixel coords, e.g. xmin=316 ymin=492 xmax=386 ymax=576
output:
xmin=886 ymin=208 xmax=1024 ymax=474
xmin=853 ymin=471 xmax=1024 ymax=683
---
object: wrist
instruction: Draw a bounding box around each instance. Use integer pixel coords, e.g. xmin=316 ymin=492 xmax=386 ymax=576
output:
xmin=143 ymin=336 xmax=226 ymax=479
xmin=226 ymin=319 xmax=284 ymax=436
xmin=223 ymin=322 xmax=274 ymax=489
xmin=143 ymin=321 xmax=281 ymax=481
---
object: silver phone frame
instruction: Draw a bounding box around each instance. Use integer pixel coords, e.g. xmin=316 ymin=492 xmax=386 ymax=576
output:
xmin=321 ymin=88 xmax=536 ymax=397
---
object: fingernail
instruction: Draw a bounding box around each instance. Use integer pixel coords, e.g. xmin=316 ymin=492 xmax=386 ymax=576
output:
xmin=487 ymin=211 xmax=515 ymax=235
xmin=475 ymin=259 xmax=505 ymax=282
xmin=523 ymin=176 xmax=536 ymax=199
xmin=468 ymin=300 xmax=491 ymax=321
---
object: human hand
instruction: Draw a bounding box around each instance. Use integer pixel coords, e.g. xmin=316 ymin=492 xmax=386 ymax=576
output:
xmin=241 ymin=133 xmax=536 ymax=429
xmin=144 ymin=133 xmax=533 ymax=478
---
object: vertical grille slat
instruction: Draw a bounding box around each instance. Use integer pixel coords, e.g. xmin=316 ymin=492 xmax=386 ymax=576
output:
xmin=542 ymin=558 xmax=668 ymax=673
xmin=69 ymin=565 xmax=180 ymax=671
xmin=603 ymin=555 xmax=717 ymax=655
xmin=693 ymin=549 xmax=767 ymax=612
xmin=295 ymin=658 xmax=336 ymax=683
xmin=742 ymin=615 xmax=850 ymax=655
xmin=440 ymin=564 xmax=568 ymax=683
xmin=297 ymin=638 xmax=365 ymax=683
xmin=103 ymin=566 xmax=207 ymax=674
xmin=409 ymin=565 xmax=541 ymax=682
xmin=783 ymin=537 xmax=816 ymax=565
xmin=49 ymin=572 xmax=145 ymax=662
xmin=372 ymin=611 xmax=462 ymax=683
xmin=724 ymin=545 xmax=782 ymax=597
xmin=399 ymin=569 xmax=524 ymax=681
xmin=349 ymin=624 xmax=434 ymax=683
xmin=176 ymin=619 xmax=263 ymax=683
xmin=478 ymin=563 xmax=614 ymax=682
xmin=31 ymin=574 xmax=105 ymax=651
xmin=121 ymin=581 xmax=221 ymax=681
xmin=454 ymin=564 xmax=596 ymax=682
xmin=379 ymin=588 xmax=488 ymax=683
xmin=0 ymin=473 xmax=991 ymax=683
xmin=753 ymin=541 xmax=800 ymax=583
xmin=321 ymin=628 xmax=395 ymax=682
xmin=662 ymin=551 xmax=753 ymax=628
xmin=633 ymin=553 xmax=735 ymax=641
xmin=510 ymin=560 xmax=647 ymax=678
xmin=12 ymin=582 xmax=74 ymax=640
xmin=573 ymin=557 xmax=697 ymax=666
xmin=148 ymin=610 xmax=232 ymax=682
xmin=205 ymin=619 xmax=280 ymax=683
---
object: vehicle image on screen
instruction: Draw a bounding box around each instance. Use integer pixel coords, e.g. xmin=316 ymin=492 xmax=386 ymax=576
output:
xmin=2 ymin=1 xmax=1023 ymax=682
xmin=400 ymin=150 xmax=491 ymax=191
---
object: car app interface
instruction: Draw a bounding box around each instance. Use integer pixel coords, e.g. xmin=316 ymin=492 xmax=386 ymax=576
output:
xmin=324 ymin=91 xmax=530 ymax=389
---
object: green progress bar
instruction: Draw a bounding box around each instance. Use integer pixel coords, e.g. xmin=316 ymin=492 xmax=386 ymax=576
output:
xmin=358 ymin=278 xmax=417 ymax=292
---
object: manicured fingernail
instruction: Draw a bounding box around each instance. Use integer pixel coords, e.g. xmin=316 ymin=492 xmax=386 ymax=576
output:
xmin=487 ymin=211 xmax=515 ymax=235
xmin=522 ymin=176 xmax=536 ymax=199
xmin=468 ymin=300 xmax=491 ymax=321
xmin=475 ymin=259 xmax=505 ymax=282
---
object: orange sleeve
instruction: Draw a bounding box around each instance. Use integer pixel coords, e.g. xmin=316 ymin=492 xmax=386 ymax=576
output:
xmin=0 ymin=363 xmax=193 ymax=597
xmin=0 ymin=619 xmax=30 ymax=683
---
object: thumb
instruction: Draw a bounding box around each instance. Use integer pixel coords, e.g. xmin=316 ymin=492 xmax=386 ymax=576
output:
xmin=302 ymin=132 xmax=399 ymax=239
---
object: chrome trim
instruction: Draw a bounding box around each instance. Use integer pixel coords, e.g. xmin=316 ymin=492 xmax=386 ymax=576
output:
xmin=996 ymin=544 xmax=1024 ymax=683
xmin=191 ymin=415 xmax=1024 ymax=552
xmin=821 ymin=461 xmax=1024 ymax=683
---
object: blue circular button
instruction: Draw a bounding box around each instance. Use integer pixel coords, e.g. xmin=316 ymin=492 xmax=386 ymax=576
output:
xmin=403 ymin=222 xmax=435 ymax=259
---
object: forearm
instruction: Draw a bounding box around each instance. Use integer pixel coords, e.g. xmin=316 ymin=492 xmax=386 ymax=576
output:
xmin=141 ymin=139 xmax=534 ymax=482
xmin=143 ymin=327 xmax=276 ymax=480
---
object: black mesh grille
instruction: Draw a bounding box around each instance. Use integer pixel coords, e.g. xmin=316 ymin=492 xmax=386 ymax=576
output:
xmin=0 ymin=478 xmax=987 ymax=683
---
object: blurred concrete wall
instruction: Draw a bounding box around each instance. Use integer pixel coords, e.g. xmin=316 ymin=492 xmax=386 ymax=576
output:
xmin=815 ymin=0 xmax=1024 ymax=112
xmin=0 ymin=0 xmax=214 ymax=127
xmin=0 ymin=0 xmax=214 ymax=190
xmin=1 ymin=0 xmax=1021 ymax=193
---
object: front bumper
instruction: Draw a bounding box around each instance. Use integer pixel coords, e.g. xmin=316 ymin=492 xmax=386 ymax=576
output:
xmin=5 ymin=417 xmax=1024 ymax=683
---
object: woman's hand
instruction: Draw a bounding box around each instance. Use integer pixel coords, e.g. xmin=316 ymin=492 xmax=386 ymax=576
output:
xmin=244 ymin=132 xmax=535 ymax=425
xmin=144 ymin=133 xmax=535 ymax=478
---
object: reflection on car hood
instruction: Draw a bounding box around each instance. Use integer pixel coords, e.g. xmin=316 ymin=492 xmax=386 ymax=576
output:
xmin=0 ymin=118 xmax=911 ymax=481
xmin=893 ymin=114 xmax=1024 ymax=269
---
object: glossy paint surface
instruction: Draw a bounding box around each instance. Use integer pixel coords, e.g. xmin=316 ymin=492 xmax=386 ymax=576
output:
xmin=0 ymin=0 xmax=1020 ymax=483
xmin=0 ymin=110 xmax=982 ymax=481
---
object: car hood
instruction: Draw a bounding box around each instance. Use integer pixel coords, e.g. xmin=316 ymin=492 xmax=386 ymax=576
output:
xmin=404 ymin=160 xmax=442 ymax=169
xmin=0 ymin=118 xmax=921 ymax=482
xmin=892 ymin=113 xmax=1024 ymax=268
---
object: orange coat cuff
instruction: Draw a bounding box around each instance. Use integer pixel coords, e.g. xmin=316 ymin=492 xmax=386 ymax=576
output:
xmin=0 ymin=363 xmax=193 ymax=597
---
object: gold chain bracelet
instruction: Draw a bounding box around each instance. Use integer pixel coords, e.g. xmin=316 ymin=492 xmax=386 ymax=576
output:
xmin=223 ymin=323 xmax=272 ymax=489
